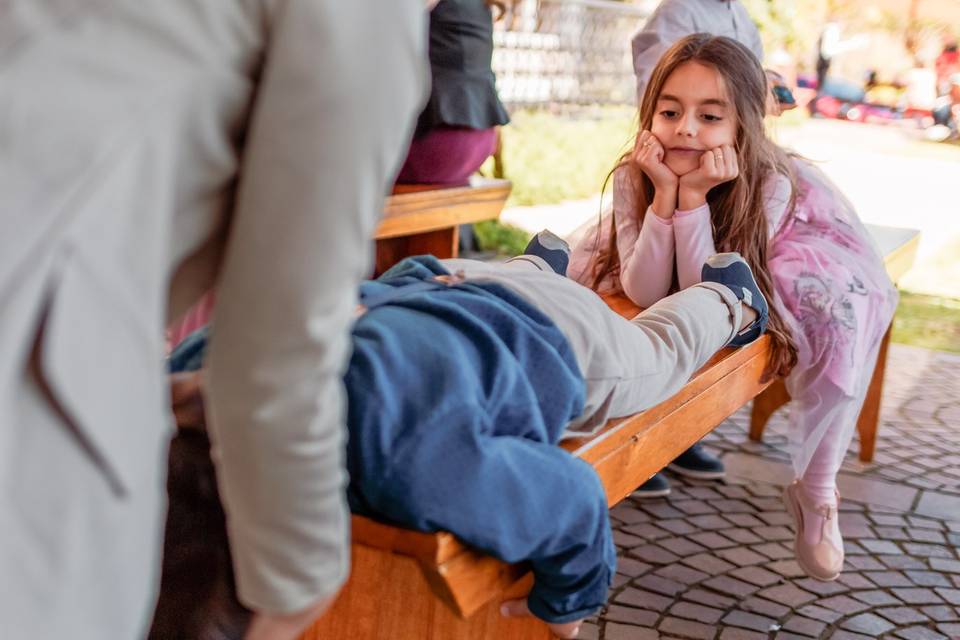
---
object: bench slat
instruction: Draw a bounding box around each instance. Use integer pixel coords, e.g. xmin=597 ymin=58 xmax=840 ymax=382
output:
xmin=376 ymin=178 xmax=511 ymax=239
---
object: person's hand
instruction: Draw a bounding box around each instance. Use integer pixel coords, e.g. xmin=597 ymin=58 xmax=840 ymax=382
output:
xmin=678 ymin=145 xmax=738 ymax=210
xmin=244 ymin=594 xmax=338 ymax=640
xmin=633 ymin=130 xmax=678 ymax=218
xmin=170 ymin=371 xmax=206 ymax=430
xmin=500 ymin=598 xmax=584 ymax=639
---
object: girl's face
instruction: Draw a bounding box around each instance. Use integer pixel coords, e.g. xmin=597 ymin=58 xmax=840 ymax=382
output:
xmin=650 ymin=61 xmax=738 ymax=176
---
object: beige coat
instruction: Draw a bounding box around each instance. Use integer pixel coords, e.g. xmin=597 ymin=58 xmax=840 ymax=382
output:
xmin=0 ymin=1 xmax=427 ymax=637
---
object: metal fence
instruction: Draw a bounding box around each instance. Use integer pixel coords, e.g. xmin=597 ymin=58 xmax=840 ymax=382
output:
xmin=492 ymin=0 xmax=653 ymax=110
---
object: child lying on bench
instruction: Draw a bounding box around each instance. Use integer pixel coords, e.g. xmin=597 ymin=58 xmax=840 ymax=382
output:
xmin=154 ymin=252 xmax=766 ymax=639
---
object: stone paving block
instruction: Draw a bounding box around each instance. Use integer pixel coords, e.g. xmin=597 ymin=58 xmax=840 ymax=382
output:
xmin=702 ymin=576 xmax=759 ymax=598
xmin=903 ymin=543 xmax=956 ymax=558
xmin=781 ymin=615 xmax=826 ymax=637
xmin=712 ymin=499 xmax=755 ymax=514
xmin=816 ymin=594 xmax=871 ymax=615
xmin=930 ymin=558 xmax=960 ymax=574
xmin=840 ymin=612 xmax=896 ymax=635
xmin=622 ymin=523 xmax=672 ymax=541
xmin=717 ymin=547 xmax=768 ymax=567
xmin=613 ymin=530 xmax=646 ymax=548
xmin=839 ymin=524 xmax=875 ymax=539
xmin=865 ymin=571 xmax=915 ymax=587
xmin=636 ymin=574 xmax=686 ymax=597
xmin=630 ymin=544 xmax=681 ymax=565
xmin=915 ymin=491 xmax=960 ymax=522
xmin=893 ymin=626 xmax=949 ymax=640
xmin=909 ymin=528 xmax=948 ymax=543
xmin=741 ymin=596 xmax=790 ymax=618
xmin=610 ymin=504 xmax=652 ymax=524
xmin=688 ymin=531 xmax=737 ymax=550
xmin=906 ymin=570 xmax=954 ymax=587
xmin=650 ymin=519 xmax=696 ymax=537
xmin=922 ymin=605 xmax=960 ymax=622
xmin=719 ymin=629 xmax=768 ymax=640
xmin=748 ymin=497 xmax=787 ymax=512
xmin=844 ymin=554 xmax=886 ymax=571
xmin=754 ymin=526 xmax=795 ymax=542
xmin=654 ymin=563 xmax=709 ymax=586
xmin=658 ymin=616 xmax=714 ymax=640
xmin=604 ymin=604 xmax=659 ymax=627
xmin=935 ymin=587 xmax=960 ymax=605
xmin=642 ymin=503 xmax=686 ymax=519
xmin=828 ymin=631 xmax=874 ymax=640
xmin=730 ymin=566 xmax=782 ymax=587
xmin=775 ymin=633 xmax=812 ymax=640
xmin=680 ymin=552 xmax=737 ymax=576
xmin=752 ymin=542 xmax=794 ymax=560
xmin=874 ymin=526 xmax=912 ymax=541
xmin=674 ymin=499 xmax=719 ymax=516
xmin=796 ymin=604 xmax=843 ymax=624
xmin=683 ymin=486 xmax=725 ymax=501
xmin=852 ymin=589 xmax=902 ymax=606
xmin=657 ymin=536 xmax=709 ymax=557
xmin=891 ymin=587 xmax=945 ymax=605
xmin=837 ymin=572 xmax=874 ymax=589
xmin=759 ymin=583 xmax=818 ymax=607
xmin=604 ymin=622 xmax=659 ymax=640
xmin=861 ymin=539 xmax=904 ymax=555
xmin=687 ymin=514 xmax=731 ymax=531
xmin=724 ymin=528 xmax=765 ymax=545
xmin=937 ymin=622 xmax=960 ymax=637
xmin=717 ymin=485 xmax=751 ymax=499
xmin=722 ymin=610 xmax=777 ymax=632
xmin=795 ymin=578 xmax=849 ymax=596
xmin=876 ymin=606 xmax=931 ymax=625
xmin=617 ymin=557 xmax=654 ymax=578
xmin=766 ymin=559 xmax=807 ymax=579
xmin=880 ymin=554 xmax=929 ymax=570
xmin=613 ymin=587 xmax=673 ymax=610
xmin=613 ymin=574 xmax=631 ymax=589
xmin=725 ymin=514 xmax=766 ymax=528
xmin=683 ymin=588 xmax=737 ymax=609
xmin=669 ymin=601 xmax=724 ymax=624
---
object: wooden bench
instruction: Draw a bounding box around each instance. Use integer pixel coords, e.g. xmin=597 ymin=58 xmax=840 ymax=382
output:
xmin=749 ymin=224 xmax=920 ymax=462
xmin=302 ymin=301 xmax=773 ymax=640
xmin=302 ymin=223 xmax=919 ymax=640
xmin=374 ymin=178 xmax=512 ymax=274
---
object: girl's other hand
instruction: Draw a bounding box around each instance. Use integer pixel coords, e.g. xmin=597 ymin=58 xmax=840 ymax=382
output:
xmin=633 ymin=131 xmax=678 ymax=218
xmin=678 ymin=144 xmax=739 ymax=210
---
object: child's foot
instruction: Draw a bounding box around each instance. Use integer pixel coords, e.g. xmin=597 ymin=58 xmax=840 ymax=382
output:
xmin=700 ymin=253 xmax=769 ymax=346
xmin=783 ymin=480 xmax=844 ymax=581
xmin=523 ymin=229 xmax=570 ymax=276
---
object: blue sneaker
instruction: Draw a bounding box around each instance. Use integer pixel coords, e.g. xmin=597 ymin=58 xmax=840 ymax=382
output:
xmin=523 ymin=229 xmax=570 ymax=276
xmin=667 ymin=443 xmax=726 ymax=480
xmin=701 ymin=252 xmax=769 ymax=347
xmin=632 ymin=472 xmax=671 ymax=499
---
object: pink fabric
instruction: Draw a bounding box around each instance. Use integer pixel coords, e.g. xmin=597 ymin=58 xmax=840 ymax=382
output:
xmin=395 ymin=125 xmax=497 ymax=186
xmin=167 ymin=291 xmax=216 ymax=350
xmin=569 ymin=158 xmax=898 ymax=478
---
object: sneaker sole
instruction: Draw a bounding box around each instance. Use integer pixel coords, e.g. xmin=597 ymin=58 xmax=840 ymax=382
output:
xmin=666 ymin=464 xmax=726 ymax=480
xmin=632 ymin=487 xmax=672 ymax=499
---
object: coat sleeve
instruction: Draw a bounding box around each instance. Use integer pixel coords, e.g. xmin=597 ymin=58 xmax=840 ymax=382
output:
xmin=204 ymin=0 xmax=428 ymax=614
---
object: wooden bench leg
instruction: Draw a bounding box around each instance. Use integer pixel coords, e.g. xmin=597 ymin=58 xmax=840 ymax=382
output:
xmin=375 ymin=227 xmax=459 ymax=275
xmin=749 ymin=379 xmax=791 ymax=442
xmin=302 ymin=544 xmax=551 ymax=640
xmin=854 ymin=322 xmax=892 ymax=463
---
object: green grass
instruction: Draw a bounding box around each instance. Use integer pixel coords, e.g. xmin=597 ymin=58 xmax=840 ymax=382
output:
xmin=484 ymin=108 xmax=637 ymax=207
xmin=474 ymin=219 xmax=531 ymax=256
xmin=892 ymin=292 xmax=960 ymax=353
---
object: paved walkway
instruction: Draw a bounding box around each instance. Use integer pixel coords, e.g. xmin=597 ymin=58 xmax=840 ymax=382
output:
xmin=586 ymin=343 xmax=960 ymax=640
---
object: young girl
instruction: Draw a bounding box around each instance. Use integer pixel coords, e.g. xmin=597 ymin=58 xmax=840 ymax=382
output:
xmin=569 ymin=34 xmax=898 ymax=582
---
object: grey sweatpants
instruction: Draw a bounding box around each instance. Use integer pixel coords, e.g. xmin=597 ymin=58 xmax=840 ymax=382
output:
xmin=440 ymin=256 xmax=743 ymax=436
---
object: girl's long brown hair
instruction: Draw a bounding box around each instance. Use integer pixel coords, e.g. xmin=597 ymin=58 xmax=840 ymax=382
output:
xmin=589 ymin=34 xmax=798 ymax=380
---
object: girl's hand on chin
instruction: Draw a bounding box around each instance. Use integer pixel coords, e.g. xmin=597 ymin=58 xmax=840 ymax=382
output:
xmin=633 ymin=130 xmax=679 ymax=218
xmin=678 ymin=144 xmax=739 ymax=210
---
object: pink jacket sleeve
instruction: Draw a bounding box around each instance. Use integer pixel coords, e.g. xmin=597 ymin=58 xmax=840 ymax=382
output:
xmin=613 ymin=169 xmax=677 ymax=308
xmin=673 ymin=172 xmax=794 ymax=289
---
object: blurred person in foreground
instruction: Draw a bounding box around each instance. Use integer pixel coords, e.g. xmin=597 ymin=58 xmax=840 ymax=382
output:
xmin=0 ymin=2 xmax=426 ymax=639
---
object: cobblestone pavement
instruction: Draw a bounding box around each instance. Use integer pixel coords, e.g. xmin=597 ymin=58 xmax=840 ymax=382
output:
xmin=589 ymin=344 xmax=960 ymax=640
